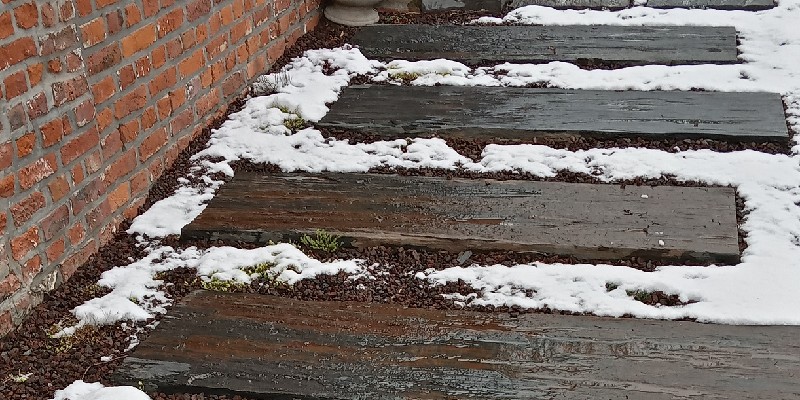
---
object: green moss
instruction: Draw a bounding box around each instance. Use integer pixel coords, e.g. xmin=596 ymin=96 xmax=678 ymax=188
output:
xmin=626 ymin=289 xmax=653 ymax=303
xmin=283 ymin=115 xmax=306 ymax=132
xmin=388 ymin=71 xmax=422 ymax=82
xmin=300 ymin=229 xmax=342 ymax=253
xmin=200 ymin=277 xmax=246 ymax=292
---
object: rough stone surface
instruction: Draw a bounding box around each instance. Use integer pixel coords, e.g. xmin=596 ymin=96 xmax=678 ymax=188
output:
xmin=351 ymin=25 xmax=739 ymax=65
xmin=647 ymin=0 xmax=775 ymax=10
xmin=421 ymin=0 xmax=504 ymax=12
xmin=509 ymin=0 xmax=628 ymax=9
xmin=318 ymin=86 xmax=788 ymax=142
xmin=115 ymin=291 xmax=800 ymax=399
xmin=182 ymin=172 xmax=740 ymax=264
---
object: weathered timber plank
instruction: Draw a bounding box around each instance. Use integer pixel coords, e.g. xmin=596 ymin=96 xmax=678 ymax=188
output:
xmin=115 ymin=291 xmax=800 ymax=399
xmin=181 ymin=172 xmax=739 ymax=264
xmin=421 ymin=0 xmax=504 ymax=12
xmin=351 ymin=25 xmax=739 ymax=65
xmin=508 ymin=0 xmax=629 ymax=9
xmin=647 ymin=0 xmax=775 ymax=10
xmin=317 ymin=86 xmax=788 ymax=142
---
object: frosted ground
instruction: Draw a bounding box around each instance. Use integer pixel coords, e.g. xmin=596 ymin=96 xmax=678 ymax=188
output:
xmin=50 ymin=1 xmax=800 ymax=398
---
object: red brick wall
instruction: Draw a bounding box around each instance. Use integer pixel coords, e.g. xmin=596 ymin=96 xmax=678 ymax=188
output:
xmin=0 ymin=0 xmax=322 ymax=335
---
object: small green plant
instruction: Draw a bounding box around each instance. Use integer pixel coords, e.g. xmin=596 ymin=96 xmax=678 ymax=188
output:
xmin=388 ymin=70 xmax=421 ymax=82
xmin=626 ymin=289 xmax=653 ymax=303
xmin=300 ymin=229 xmax=342 ymax=252
xmin=45 ymin=322 xmax=98 ymax=354
xmin=241 ymin=262 xmax=275 ymax=281
xmin=283 ymin=115 xmax=306 ymax=131
xmin=7 ymin=372 xmax=32 ymax=383
xmin=605 ymin=282 xmax=619 ymax=292
xmin=200 ymin=277 xmax=246 ymax=292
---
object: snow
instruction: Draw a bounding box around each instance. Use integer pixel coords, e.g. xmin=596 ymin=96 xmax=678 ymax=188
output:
xmin=50 ymin=381 xmax=150 ymax=400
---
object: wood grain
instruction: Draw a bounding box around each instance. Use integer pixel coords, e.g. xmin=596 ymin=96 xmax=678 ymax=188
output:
xmin=181 ymin=172 xmax=740 ymax=264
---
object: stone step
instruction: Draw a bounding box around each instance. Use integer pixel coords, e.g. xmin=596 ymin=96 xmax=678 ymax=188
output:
xmin=114 ymin=291 xmax=800 ymax=399
xmin=643 ymin=0 xmax=775 ymax=10
xmin=351 ymin=25 xmax=739 ymax=65
xmin=181 ymin=172 xmax=739 ymax=264
xmin=318 ymin=86 xmax=788 ymax=143
xmin=420 ymin=0 xmax=775 ymax=11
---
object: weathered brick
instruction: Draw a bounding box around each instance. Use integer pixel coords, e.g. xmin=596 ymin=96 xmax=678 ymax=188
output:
xmin=223 ymin=71 xmax=245 ymax=97
xmin=134 ymin=56 xmax=151 ymax=78
xmin=68 ymin=222 xmax=85 ymax=245
xmin=106 ymin=9 xmax=123 ymax=36
xmin=119 ymin=119 xmax=139 ymax=144
xmin=65 ymin=50 xmax=83 ymax=72
xmin=52 ymin=75 xmax=89 ymax=106
xmin=19 ymin=154 xmax=56 ymax=189
xmin=170 ymin=107 xmax=193 ymax=134
xmin=27 ymin=63 xmax=43 ymax=86
xmin=121 ymin=24 xmax=156 ymax=57
xmin=4 ymin=70 xmax=28 ymax=100
xmin=91 ymin=76 xmax=115 ymax=104
xmin=86 ymin=199 xmax=112 ymax=231
xmin=86 ymin=43 xmax=121 ymax=75
xmin=96 ymin=107 xmax=113 ymax=132
xmin=0 ymin=37 xmax=36 ymax=70
xmin=71 ymin=163 xmax=85 ymax=185
xmin=181 ymin=27 xmax=196 ymax=49
xmin=8 ymin=102 xmax=28 ymax=131
xmin=149 ymin=67 xmax=177 ymax=96
xmin=158 ymin=8 xmax=184 ymax=38
xmin=80 ymin=17 xmax=106 ymax=47
xmin=0 ymin=141 xmax=11 ymax=169
xmin=231 ymin=19 xmax=252 ymax=44
xmin=114 ymin=84 xmax=148 ymax=119
xmin=74 ymin=98 xmax=95 ymax=127
xmin=139 ymin=127 xmax=167 ymax=162
xmin=41 ymin=3 xmax=56 ymax=27
xmin=48 ymin=57 xmax=62 ymax=73
xmin=10 ymin=226 xmax=39 ymax=261
xmin=141 ymin=106 xmax=157 ymax=130
xmin=16 ymin=132 xmax=35 ymax=157
xmin=61 ymin=240 xmax=97 ymax=280
xmin=61 ymin=126 xmax=99 ymax=165
xmin=71 ymin=179 xmax=103 ymax=215
xmin=108 ymin=181 xmax=130 ymax=209
xmin=142 ymin=0 xmax=159 ymax=18
xmin=178 ymin=48 xmax=205 ymax=78
xmin=75 ymin=0 xmax=92 ymax=17
xmin=0 ymin=11 xmax=13 ymax=39
xmin=26 ymin=91 xmax=48 ymax=120
xmin=196 ymin=87 xmax=220 ymax=116
xmin=10 ymin=191 xmax=45 ymax=227
xmin=39 ymin=25 xmax=79 ymax=56
xmin=14 ymin=2 xmax=38 ymax=29
xmin=46 ymin=238 xmax=66 ymax=263
xmin=101 ymin=129 xmax=122 ymax=161
xmin=48 ymin=174 xmax=70 ymax=201
xmin=41 ymin=204 xmax=70 ymax=240
xmin=0 ymin=174 xmax=14 ymax=198
xmin=0 ymin=274 xmax=21 ymax=300
xmin=187 ymin=0 xmax=212 ymax=21
xmin=41 ymin=116 xmax=70 ymax=147
xmin=118 ymin=64 xmax=135 ymax=90
xmin=59 ymin=0 xmax=76 ymax=21
xmin=124 ymin=4 xmax=142 ymax=27
xmin=205 ymin=33 xmax=227 ymax=59
xmin=21 ymin=255 xmax=42 ymax=284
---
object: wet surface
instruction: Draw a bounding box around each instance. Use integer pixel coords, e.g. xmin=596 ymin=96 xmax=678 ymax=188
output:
xmin=181 ymin=172 xmax=740 ymax=264
xmin=646 ymin=0 xmax=775 ymax=10
xmin=351 ymin=25 xmax=739 ymax=66
xmin=115 ymin=291 xmax=800 ymax=399
xmin=318 ymin=86 xmax=789 ymax=143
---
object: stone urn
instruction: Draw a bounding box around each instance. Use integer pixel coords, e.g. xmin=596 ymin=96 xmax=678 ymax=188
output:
xmin=324 ymin=0 xmax=383 ymax=26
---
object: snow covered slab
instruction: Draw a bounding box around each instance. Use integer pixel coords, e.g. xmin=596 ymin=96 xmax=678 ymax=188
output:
xmin=181 ymin=172 xmax=739 ymax=264
xmin=646 ymin=0 xmax=775 ymax=10
xmin=350 ymin=25 xmax=739 ymax=65
xmin=114 ymin=291 xmax=800 ymax=399
xmin=318 ymin=86 xmax=788 ymax=143
xmin=508 ymin=0 xmax=629 ymax=9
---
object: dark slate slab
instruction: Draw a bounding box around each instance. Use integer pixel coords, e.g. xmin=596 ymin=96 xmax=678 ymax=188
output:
xmin=647 ymin=0 xmax=775 ymax=10
xmin=508 ymin=0 xmax=629 ymax=9
xmin=115 ymin=291 xmax=800 ymax=399
xmin=351 ymin=25 xmax=739 ymax=65
xmin=421 ymin=0 xmax=503 ymax=12
xmin=181 ymin=172 xmax=739 ymax=264
xmin=318 ymin=86 xmax=788 ymax=143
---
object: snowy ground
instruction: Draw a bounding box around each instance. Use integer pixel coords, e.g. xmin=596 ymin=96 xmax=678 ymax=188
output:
xmin=49 ymin=1 xmax=800 ymax=398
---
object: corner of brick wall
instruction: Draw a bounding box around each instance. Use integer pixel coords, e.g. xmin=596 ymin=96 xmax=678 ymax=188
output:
xmin=0 ymin=0 xmax=323 ymax=336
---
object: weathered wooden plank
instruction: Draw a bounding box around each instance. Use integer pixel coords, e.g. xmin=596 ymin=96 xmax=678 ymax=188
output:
xmin=421 ymin=0 xmax=504 ymax=12
xmin=182 ymin=172 xmax=739 ymax=264
xmin=647 ymin=0 xmax=775 ymax=10
xmin=318 ymin=86 xmax=788 ymax=142
xmin=351 ymin=25 xmax=739 ymax=65
xmin=508 ymin=0 xmax=629 ymax=9
xmin=115 ymin=291 xmax=800 ymax=399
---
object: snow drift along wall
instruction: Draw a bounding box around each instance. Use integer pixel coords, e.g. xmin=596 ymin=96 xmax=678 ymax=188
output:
xmin=0 ymin=0 xmax=322 ymax=335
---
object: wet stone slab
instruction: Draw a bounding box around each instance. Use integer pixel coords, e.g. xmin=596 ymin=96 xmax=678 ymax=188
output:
xmin=507 ymin=0 xmax=629 ymax=9
xmin=421 ymin=0 xmax=504 ymax=12
xmin=646 ymin=0 xmax=775 ymax=9
xmin=350 ymin=25 xmax=739 ymax=65
xmin=115 ymin=291 xmax=800 ymax=399
xmin=318 ymin=86 xmax=788 ymax=143
xmin=181 ymin=172 xmax=740 ymax=264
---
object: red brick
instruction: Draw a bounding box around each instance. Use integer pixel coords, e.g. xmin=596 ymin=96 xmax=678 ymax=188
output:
xmin=151 ymin=45 xmax=166 ymax=69
xmin=75 ymin=0 xmax=92 ymax=17
xmin=106 ymin=9 xmax=123 ymax=36
xmin=142 ymin=0 xmax=159 ymax=18
xmin=26 ymin=91 xmax=48 ymax=120
xmin=139 ymin=127 xmax=167 ymax=161
xmin=0 ymin=274 xmax=21 ymax=299
xmin=61 ymin=126 xmax=99 ymax=165
xmin=19 ymin=156 xmax=56 ymax=189
xmin=11 ymin=226 xmax=39 ymax=261
xmin=178 ymin=49 xmax=205 ymax=78
xmin=168 ymin=87 xmax=186 ymax=111
xmin=118 ymin=64 xmax=135 ymax=90
xmin=0 ymin=37 xmax=37 ymax=70
xmin=223 ymin=71 xmax=244 ymax=97
xmin=196 ymin=87 xmax=220 ymax=116
xmin=16 ymin=132 xmax=35 ymax=157
xmin=134 ymin=56 xmax=151 ymax=78
xmin=149 ymin=67 xmax=177 ymax=96
xmin=205 ymin=34 xmax=227 ymax=59
xmin=68 ymin=222 xmax=85 ymax=245
xmin=80 ymin=17 xmax=106 ymax=47
xmin=165 ymin=37 xmax=182 ymax=58
xmin=10 ymin=191 xmax=45 ymax=227
xmin=8 ymin=102 xmax=28 ymax=131
xmin=60 ymin=0 xmax=76 ymax=21
xmin=74 ymin=98 xmax=95 ymax=127
xmin=26 ymin=63 xmax=43 ymax=86
xmin=39 ymin=25 xmax=79 ymax=57
xmin=84 ymin=149 xmax=102 ymax=174
xmin=61 ymin=240 xmax=97 ymax=280
xmin=66 ymin=50 xmax=83 ymax=72
xmin=124 ymin=4 xmax=142 ymax=27
xmin=0 ymin=141 xmax=11 ymax=168
xmin=4 ymin=70 xmax=28 ymax=100
xmin=48 ymin=58 xmax=62 ymax=73
xmin=108 ymin=181 xmax=130 ymax=209
xmin=156 ymin=95 xmax=172 ymax=120
xmin=21 ymin=255 xmax=42 ymax=284
xmin=0 ymin=11 xmax=13 ymax=40
xmin=187 ymin=0 xmax=211 ymax=21
xmin=141 ymin=106 xmax=157 ymax=130
xmin=86 ymin=43 xmax=121 ymax=75
xmin=46 ymin=238 xmax=66 ymax=263
xmin=170 ymin=107 xmax=193 ymax=134
xmin=157 ymin=8 xmax=184 ymax=38
xmin=195 ymin=23 xmax=208 ymax=44
xmin=119 ymin=120 xmax=139 ymax=143
xmin=71 ymin=163 xmax=85 ymax=185
xmin=0 ymin=174 xmax=14 ymax=198
xmin=114 ymin=84 xmax=147 ymax=119
xmin=181 ymin=29 xmax=196 ymax=49
xmin=14 ymin=2 xmax=38 ymax=29
xmin=71 ymin=179 xmax=102 ymax=214
xmin=100 ymin=129 xmax=122 ymax=160
xmin=91 ymin=76 xmax=116 ymax=104
xmin=0 ymin=210 xmax=6 ymax=234
xmin=52 ymin=75 xmax=89 ymax=106
xmin=96 ymin=107 xmax=113 ymax=132
xmin=86 ymin=199 xmax=112 ymax=231
xmin=40 ymin=116 xmax=70 ymax=147
xmin=231 ymin=20 xmax=252 ymax=44
xmin=131 ymin=168 xmax=150 ymax=194
xmin=0 ymin=311 xmax=13 ymax=336
xmin=121 ymin=24 xmax=156 ymax=57
xmin=41 ymin=204 xmax=70 ymax=240
xmin=41 ymin=3 xmax=56 ymax=27
xmin=48 ymin=174 xmax=70 ymax=201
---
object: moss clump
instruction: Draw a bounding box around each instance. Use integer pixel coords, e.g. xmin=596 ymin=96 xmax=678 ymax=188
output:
xmin=300 ymin=229 xmax=342 ymax=253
